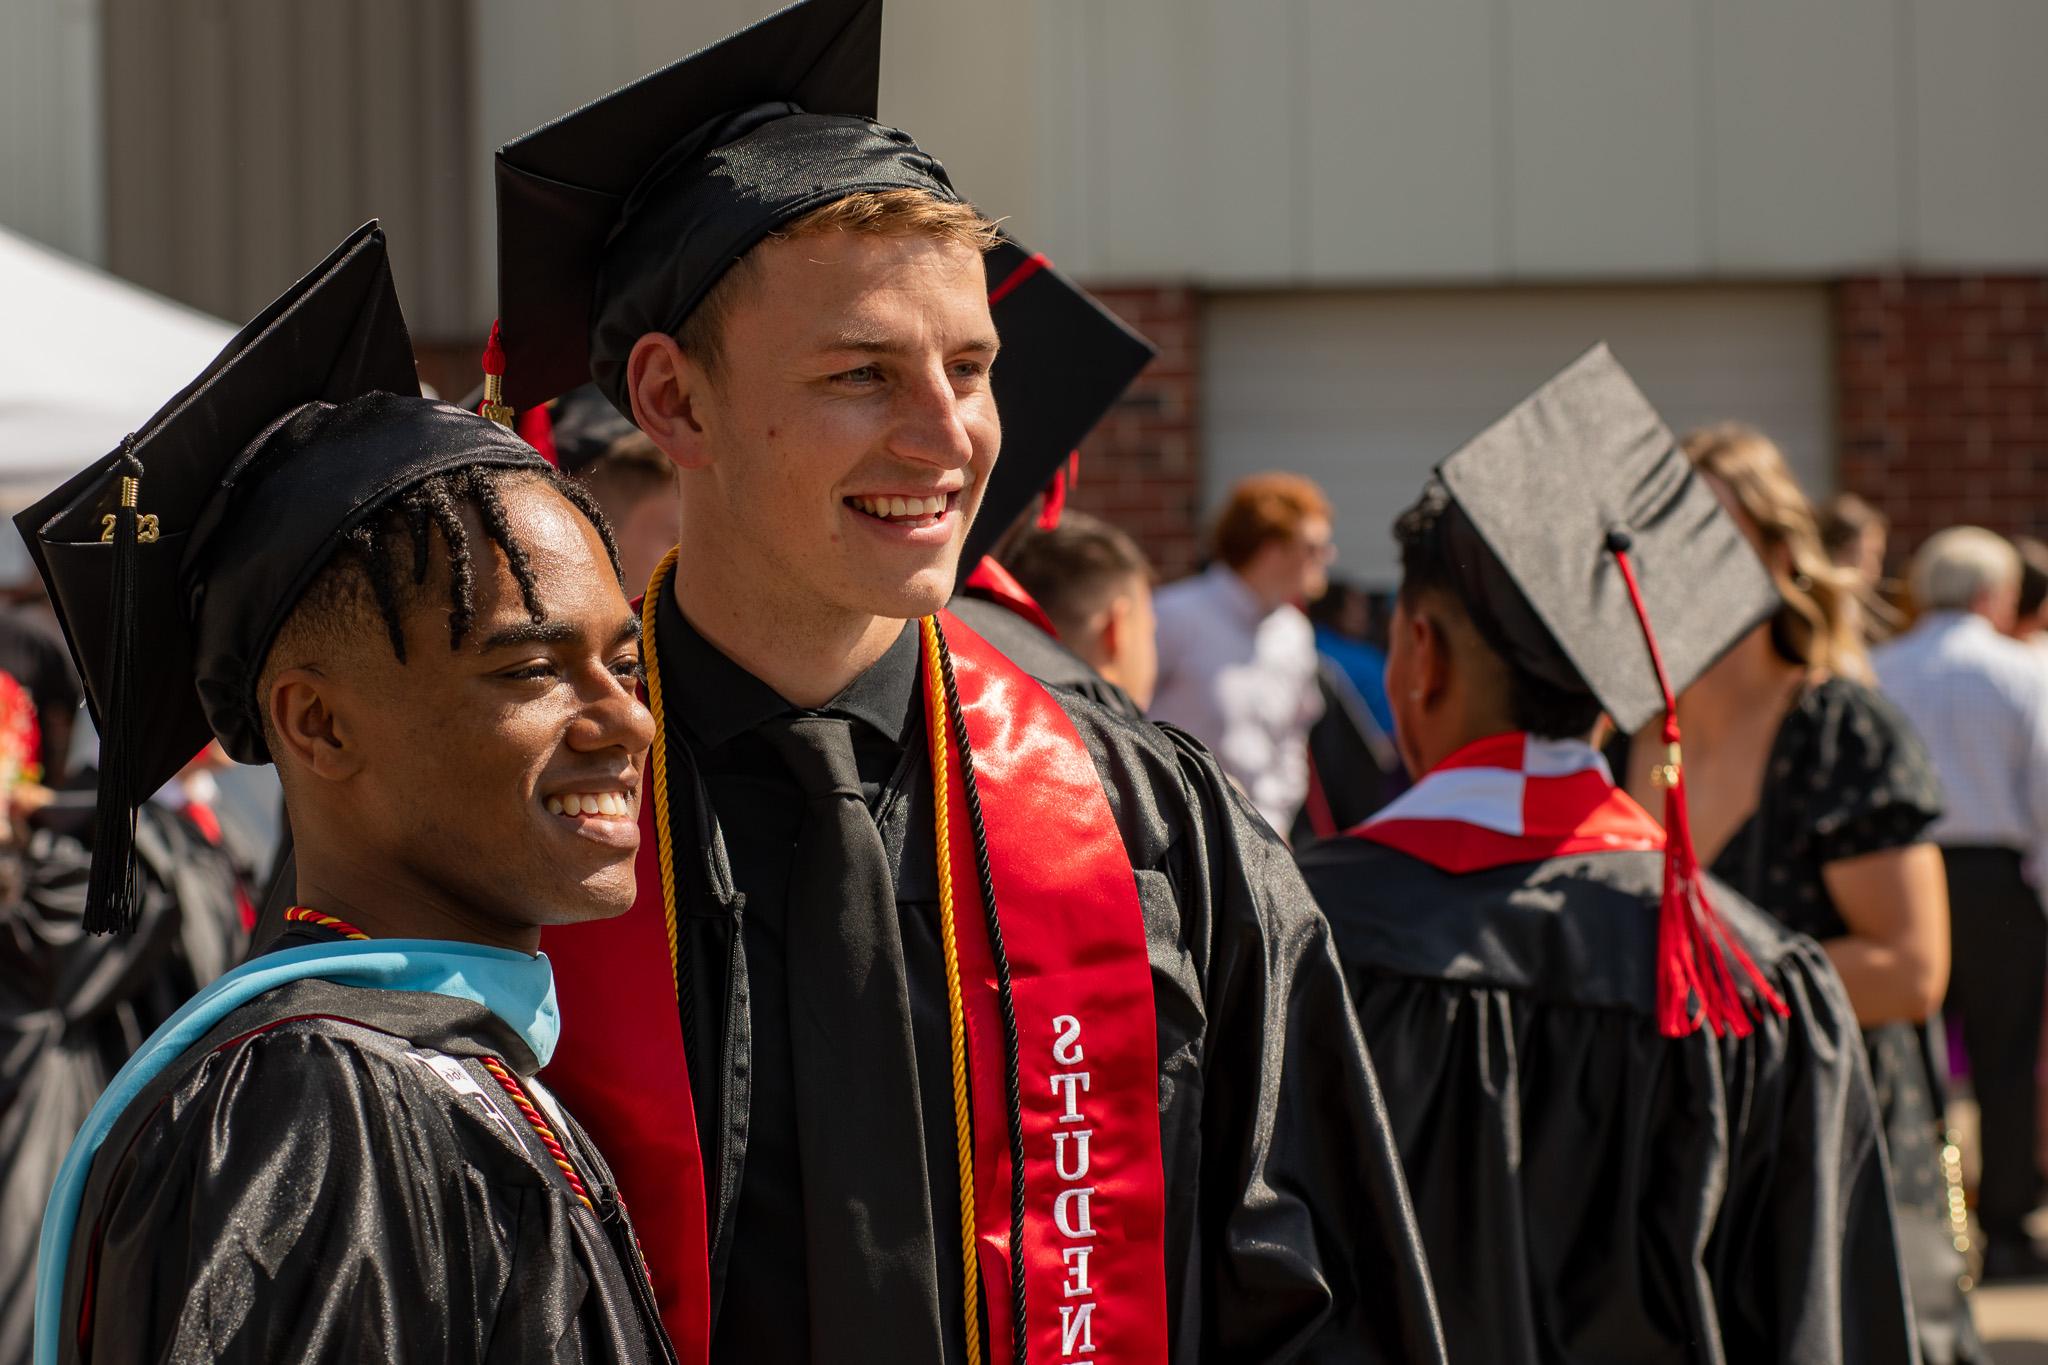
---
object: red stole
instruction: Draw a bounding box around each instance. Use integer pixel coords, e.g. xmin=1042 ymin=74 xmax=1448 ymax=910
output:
xmin=962 ymin=555 xmax=1062 ymax=640
xmin=540 ymin=607 xmax=1169 ymax=1364
xmin=1352 ymin=731 xmax=1665 ymax=873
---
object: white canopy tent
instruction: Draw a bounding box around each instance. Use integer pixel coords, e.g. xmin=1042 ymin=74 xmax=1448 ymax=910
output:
xmin=0 ymin=229 xmax=282 ymax=845
xmin=0 ymin=225 xmax=234 ymax=547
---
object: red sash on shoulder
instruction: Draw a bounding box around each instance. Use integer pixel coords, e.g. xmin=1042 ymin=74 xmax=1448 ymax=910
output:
xmin=1353 ymin=731 xmax=1664 ymax=873
xmin=962 ymin=555 xmax=1061 ymax=640
xmin=543 ymin=785 xmax=712 ymax=1356
xmin=542 ymin=599 xmax=1168 ymax=1363
xmin=938 ymin=610 xmax=1170 ymax=1365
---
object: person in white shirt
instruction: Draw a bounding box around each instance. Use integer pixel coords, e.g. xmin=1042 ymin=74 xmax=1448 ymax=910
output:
xmin=1150 ymin=473 xmax=1334 ymax=835
xmin=2009 ymin=535 xmax=2048 ymax=654
xmin=1874 ymin=525 xmax=2048 ymax=1279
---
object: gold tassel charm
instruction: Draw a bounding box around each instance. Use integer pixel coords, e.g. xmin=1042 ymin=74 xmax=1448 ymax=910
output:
xmin=480 ymin=320 xmax=515 ymax=428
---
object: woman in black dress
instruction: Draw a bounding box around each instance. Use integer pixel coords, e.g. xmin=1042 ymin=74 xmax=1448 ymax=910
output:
xmin=1619 ymin=423 xmax=1983 ymax=1365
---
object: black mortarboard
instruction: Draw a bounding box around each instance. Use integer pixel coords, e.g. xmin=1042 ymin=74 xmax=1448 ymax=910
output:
xmin=495 ymin=0 xmax=959 ymax=412
xmin=15 ymin=222 xmax=548 ymax=931
xmin=961 ymin=241 xmax=1158 ymax=572
xmin=1431 ymin=343 xmax=1777 ymax=736
xmin=549 ymin=384 xmax=647 ymax=477
xmin=1427 ymin=343 xmax=1788 ymax=1038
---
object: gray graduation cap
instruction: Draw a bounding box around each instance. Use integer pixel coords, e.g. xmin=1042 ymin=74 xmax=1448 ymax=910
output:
xmin=1432 ymin=343 xmax=1778 ymax=736
xmin=1429 ymin=343 xmax=1790 ymax=1037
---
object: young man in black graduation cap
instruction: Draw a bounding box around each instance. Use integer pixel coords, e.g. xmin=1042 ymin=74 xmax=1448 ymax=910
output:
xmin=490 ymin=1 xmax=1444 ymax=1361
xmin=1297 ymin=345 xmax=1917 ymax=1363
xmin=22 ymin=223 xmax=675 ymax=1364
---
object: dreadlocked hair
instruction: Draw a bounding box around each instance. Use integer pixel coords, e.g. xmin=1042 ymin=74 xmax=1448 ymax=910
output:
xmin=311 ymin=463 xmax=621 ymax=664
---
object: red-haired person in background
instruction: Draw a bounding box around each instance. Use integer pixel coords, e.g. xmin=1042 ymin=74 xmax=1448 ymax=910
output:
xmin=1150 ymin=472 xmax=1335 ymax=834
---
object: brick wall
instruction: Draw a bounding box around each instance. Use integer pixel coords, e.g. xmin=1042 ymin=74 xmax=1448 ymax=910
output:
xmin=1836 ymin=275 xmax=2048 ymax=561
xmin=1063 ymin=285 xmax=1206 ymax=581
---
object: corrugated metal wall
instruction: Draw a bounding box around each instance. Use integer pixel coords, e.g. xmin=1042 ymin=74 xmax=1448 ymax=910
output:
xmin=0 ymin=0 xmax=104 ymax=263
xmin=102 ymin=0 xmax=476 ymax=338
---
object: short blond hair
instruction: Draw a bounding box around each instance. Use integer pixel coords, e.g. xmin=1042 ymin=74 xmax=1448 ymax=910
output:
xmin=678 ymin=190 xmax=1001 ymax=375
xmin=1910 ymin=526 xmax=2020 ymax=613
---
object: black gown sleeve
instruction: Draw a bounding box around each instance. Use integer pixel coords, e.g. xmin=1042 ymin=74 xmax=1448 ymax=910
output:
xmin=80 ymin=1022 xmax=629 ymax=1365
xmin=1113 ymin=716 xmax=1445 ymax=1364
xmin=1711 ymin=936 xmax=1917 ymax=1365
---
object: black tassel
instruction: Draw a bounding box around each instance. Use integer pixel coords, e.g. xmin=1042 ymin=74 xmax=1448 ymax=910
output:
xmin=84 ymin=438 xmax=144 ymax=935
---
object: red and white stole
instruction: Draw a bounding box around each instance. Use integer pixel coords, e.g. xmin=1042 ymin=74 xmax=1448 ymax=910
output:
xmin=1353 ymin=731 xmax=1665 ymax=872
xmin=540 ymin=606 xmax=1170 ymax=1365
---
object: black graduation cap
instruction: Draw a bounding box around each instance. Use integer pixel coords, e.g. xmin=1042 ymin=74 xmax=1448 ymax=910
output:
xmin=960 ymin=240 xmax=1158 ymax=572
xmin=495 ymin=0 xmax=959 ymax=413
xmin=1429 ymin=343 xmax=1788 ymax=1037
xmin=550 ymin=384 xmax=646 ymax=477
xmin=1432 ymin=343 xmax=1778 ymax=737
xmin=14 ymin=222 xmax=549 ymax=932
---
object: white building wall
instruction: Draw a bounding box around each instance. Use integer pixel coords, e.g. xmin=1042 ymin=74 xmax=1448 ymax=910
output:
xmin=474 ymin=0 xmax=2048 ymax=295
xmin=1204 ymin=286 xmax=1837 ymax=586
xmin=0 ymin=0 xmax=104 ymax=264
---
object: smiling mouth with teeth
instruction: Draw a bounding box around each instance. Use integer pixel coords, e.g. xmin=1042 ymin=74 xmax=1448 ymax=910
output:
xmin=846 ymin=492 xmax=950 ymax=526
xmin=545 ymin=791 xmax=633 ymax=819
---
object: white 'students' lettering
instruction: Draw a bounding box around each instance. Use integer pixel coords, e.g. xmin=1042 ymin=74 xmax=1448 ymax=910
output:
xmin=1049 ymin=1071 xmax=1091 ymax=1123
xmin=1052 ymin=1014 xmax=1085 ymax=1066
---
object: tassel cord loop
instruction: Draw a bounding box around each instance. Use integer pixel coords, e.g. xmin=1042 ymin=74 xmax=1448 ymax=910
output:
xmin=1607 ymin=535 xmax=1789 ymax=1036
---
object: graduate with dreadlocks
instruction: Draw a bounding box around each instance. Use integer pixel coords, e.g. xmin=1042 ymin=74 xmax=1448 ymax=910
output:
xmin=21 ymin=224 xmax=673 ymax=1364
xmin=1297 ymin=346 xmax=1916 ymax=1364
xmin=485 ymin=2 xmax=1443 ymax=1362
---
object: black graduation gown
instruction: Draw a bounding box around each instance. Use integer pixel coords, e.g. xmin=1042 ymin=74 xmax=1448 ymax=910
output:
xmin=1295 ymin=838 xmax=1916 ymax=1365
xmin=642 ymin=594 xmax=1443 ymax=1364
xmin=55 ymin=961 xmax=671 ymax=1364
xmin=945 ymin=592 xmax=1144 ymax=718
xmin=0 ymin=811 xmax=246 ymax=1365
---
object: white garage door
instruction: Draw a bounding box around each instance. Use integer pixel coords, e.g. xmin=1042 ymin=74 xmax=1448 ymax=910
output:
xmin=1202 ymin=285 xmax=1833 ymax=588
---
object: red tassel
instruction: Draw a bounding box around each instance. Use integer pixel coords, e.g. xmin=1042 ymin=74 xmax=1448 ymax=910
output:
xmin=1037 ymin=452 xmax=1079 ymax=531
xmin=1608 ymin=533 xmax=1790 ymax=1038
xmin=516 ymin=404 xmax=559 ymax=468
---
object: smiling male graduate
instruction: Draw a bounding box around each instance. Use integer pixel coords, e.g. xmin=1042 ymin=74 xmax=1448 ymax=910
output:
xmin=23 ymin=225 xmax=673 ymax=1364
xmin=488 ymin=1 xmax=1444 ymax=1362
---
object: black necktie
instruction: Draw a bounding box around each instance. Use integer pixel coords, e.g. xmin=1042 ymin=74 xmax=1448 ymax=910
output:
xmin=756 ymin=713 xmax=945 ymax=1359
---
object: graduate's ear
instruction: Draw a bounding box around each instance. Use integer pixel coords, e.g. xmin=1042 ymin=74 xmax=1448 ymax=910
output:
xmin=267 ymin=669 xmax=365 ymax=783
xmin=1408 ymin=603 xmax=1455 ymax=709
xmin=627 ymin=332 xmax=713 ymax=472
xmin=1098 ymin=594 xmax=1127 ymax=660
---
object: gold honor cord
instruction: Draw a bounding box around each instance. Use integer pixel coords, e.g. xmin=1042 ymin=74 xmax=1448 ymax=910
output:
xmin=641 ymin=546 xmax=684 ymax=997
xmin=919 ymin=615 xmax=985 ymax=1365
xmin=639 ymin=567 xmax=984 ymax=1365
